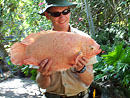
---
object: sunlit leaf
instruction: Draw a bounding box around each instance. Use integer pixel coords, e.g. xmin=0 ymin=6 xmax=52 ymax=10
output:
xmin=102 ymin=44 xmax=124 ymax=65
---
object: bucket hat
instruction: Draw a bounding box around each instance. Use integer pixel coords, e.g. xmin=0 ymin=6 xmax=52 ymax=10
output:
xmin=38 ymin=0 xmax=77 ymax=15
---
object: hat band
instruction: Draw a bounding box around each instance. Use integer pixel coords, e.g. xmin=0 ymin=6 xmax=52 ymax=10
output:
xmin=46 ymin=0 xmax=68 ymax=5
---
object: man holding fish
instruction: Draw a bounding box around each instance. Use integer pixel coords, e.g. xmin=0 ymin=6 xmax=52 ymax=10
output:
xmin=36 ymin=0 xmax=99 ymax=98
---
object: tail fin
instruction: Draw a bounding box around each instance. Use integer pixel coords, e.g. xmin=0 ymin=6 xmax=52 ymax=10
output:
xmin=10 ymin=42 xmax=26 ymax=66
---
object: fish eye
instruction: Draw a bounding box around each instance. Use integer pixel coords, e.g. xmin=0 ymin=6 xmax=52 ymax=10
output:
xmin=89 ymin=45 xmax=94 ymax=50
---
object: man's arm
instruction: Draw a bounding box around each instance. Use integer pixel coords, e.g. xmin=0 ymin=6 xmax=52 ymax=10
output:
xmin=77 ymin=64 xmax=94 ymax=85
xmin=74 ymin=52 xmax=94 ymax=86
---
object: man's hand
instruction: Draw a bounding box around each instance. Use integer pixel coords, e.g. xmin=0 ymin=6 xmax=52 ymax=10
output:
xmin=36 ymin=59 xmax=52 ymax=89
xmin=38 ymin=59 xmax=52 ymax=76
xmin=74 ymin=52 xmax=88 ymax=71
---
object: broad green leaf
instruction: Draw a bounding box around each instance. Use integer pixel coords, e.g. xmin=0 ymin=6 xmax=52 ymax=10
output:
xmin=121 ymin=47 xmax=130 ymax=64
xmin=102 ymin=44 xmax=124 ymax=65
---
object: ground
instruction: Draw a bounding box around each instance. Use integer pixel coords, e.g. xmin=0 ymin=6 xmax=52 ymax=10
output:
xmin=0 ymin=76 xmax=46 ymax=98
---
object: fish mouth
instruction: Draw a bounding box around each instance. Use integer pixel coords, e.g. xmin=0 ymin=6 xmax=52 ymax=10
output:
xmin=95 ymin=45 xmax=102 ymax=54
xmin=96 ymin=49 xmax=102 ymax=54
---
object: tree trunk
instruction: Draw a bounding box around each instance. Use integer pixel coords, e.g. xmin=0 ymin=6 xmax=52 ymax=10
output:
xmin=84 ymin=0 xmax=95 ymax=36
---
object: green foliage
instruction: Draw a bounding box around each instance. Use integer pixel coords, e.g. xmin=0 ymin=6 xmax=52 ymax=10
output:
xmin=5 ymin=56 xmax=19 ymax=72
xmin=102 ymin=44 xmax=123 ymax=65
xmin=30 ymin=69 xmax=37 ymax=80
xmin=5 ymin=56 xmax=37 ymax=80
xmin=102 ymin=44 xmax=130 ymax=65
xmin=21 ymin=65 xmax=37 ymax=80
xmin=21 ymin=65 xmax=30 ymax=76
xmin=1 ymin=0 xmax=51 ymax=43
xmin=94 ymin=44 xmax=130 ymax=90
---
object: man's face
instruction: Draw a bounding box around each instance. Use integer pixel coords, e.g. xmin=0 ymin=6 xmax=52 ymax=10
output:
xmin=45 ymin=7 xmax=71 ymax=31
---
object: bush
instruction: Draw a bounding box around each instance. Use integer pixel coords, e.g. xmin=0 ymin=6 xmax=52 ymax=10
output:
xmin=94 ymin=43 xmax=130 ymax=90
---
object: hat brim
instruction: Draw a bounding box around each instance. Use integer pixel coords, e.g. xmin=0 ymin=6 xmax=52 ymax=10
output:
xmin=38 ymin=2 xmax=77 ymax=16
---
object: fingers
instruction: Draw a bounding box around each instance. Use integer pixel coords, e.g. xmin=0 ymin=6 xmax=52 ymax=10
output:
xmin=42 ymin=59 xmax=52 ymax=75
xmin=76 ymin=60 xmax=84 ymax=71
xmin=38 ymin=59 xmax=52 ymax=76
xmin=38 ymin=59 xmax=48 ymax=72
xmin=75 ymin=51 xmax=83 ymax=65
xmin=79 ymin=57 xmax=89 ymax=66
xmin=75 ymin=56 xmax=89 ymax=71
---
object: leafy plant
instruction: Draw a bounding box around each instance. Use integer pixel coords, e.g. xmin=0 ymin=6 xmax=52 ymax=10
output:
xmin=102 ymin=43 xmax=130 ymax=65
xmin=5 ymin=56 xmax=37 ymax=80
xmin=21 ymin=65 xmax=37 ymax=80
xmin=21 ymin=65 xmax=30 ymax=76
xmin=30 ymin=69 xmax=37 ymax=80
xmin=94 ymin=43 xmax=130 ymax=90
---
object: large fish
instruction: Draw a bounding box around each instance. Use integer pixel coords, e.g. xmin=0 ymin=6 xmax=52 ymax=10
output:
xmin=10 ymin=30 xmax=101 ymax=72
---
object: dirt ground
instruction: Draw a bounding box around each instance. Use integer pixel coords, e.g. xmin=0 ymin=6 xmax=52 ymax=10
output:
xmin=0 ymin=76 xmax=46 ymax=98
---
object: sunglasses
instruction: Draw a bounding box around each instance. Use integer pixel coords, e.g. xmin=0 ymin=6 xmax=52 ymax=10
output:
xmin=47 ymin=9 xmax=70 ymax=17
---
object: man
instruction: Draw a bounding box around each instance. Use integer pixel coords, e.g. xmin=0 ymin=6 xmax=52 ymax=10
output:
xmin=36 ymin=0 xmax=97 ymax=98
